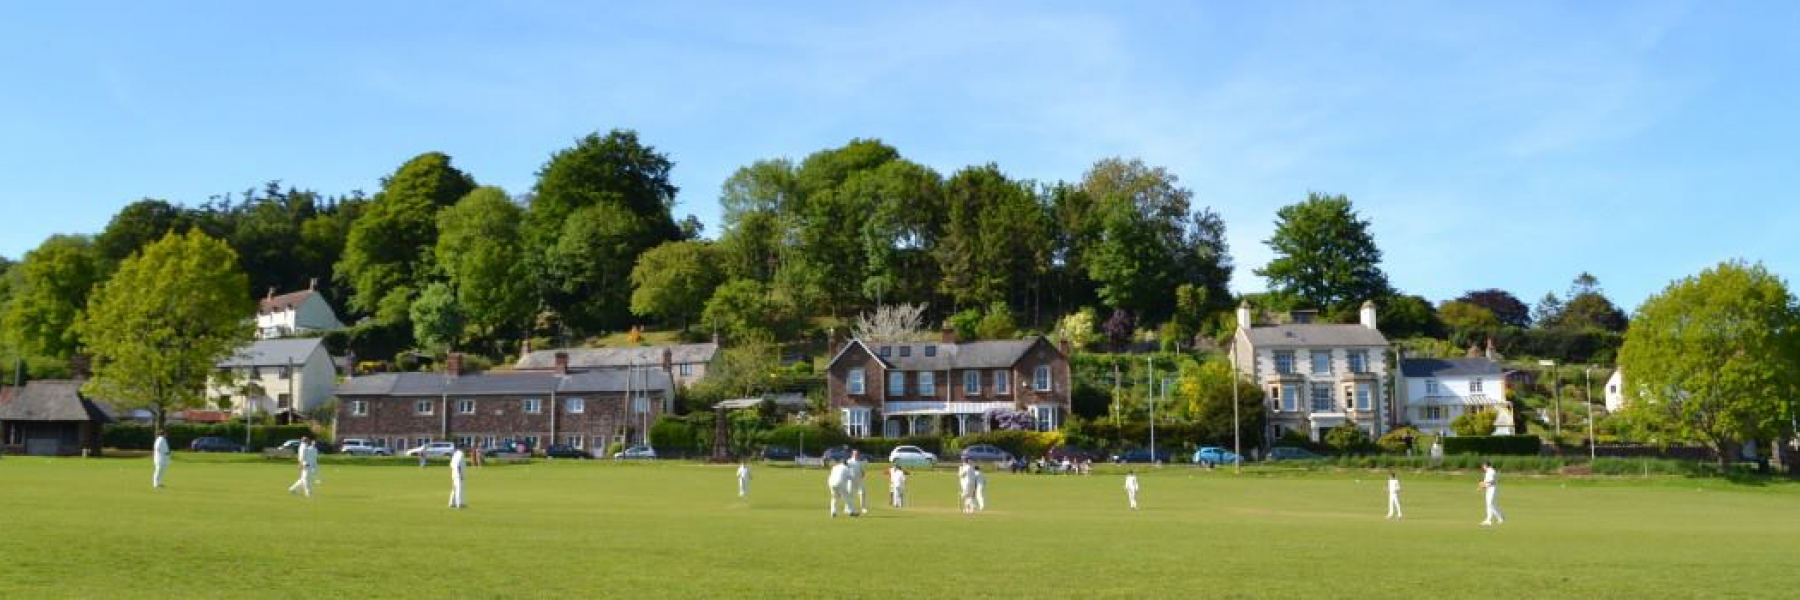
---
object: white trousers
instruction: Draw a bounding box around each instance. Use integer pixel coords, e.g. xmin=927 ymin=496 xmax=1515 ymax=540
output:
xmin=829 ymin=483 xmax=856 ymax=516
xmin=891 ymin=486 xmax=905 ymax=507
xmin=1128 ymin=489 xmax=1139 ymax=509
xmin=738 ymin=478 xmax=749 ymax=498
xmin=1386 ymin=492 xmax=1402 ymax=518
xmin=853 ymin=480 xmax=867 ymax=512
xmin=974 ymin=486 xmax=986 ymax=511
xmin=152 ymin=460 xmax=168 ymax=488
xmin=959 ymin=486 xmax=974 ymax=513
xmin=449 ymin=477 xmax=465 ymax=508
xmin=1483 ymin=486 xmax=1504 ymax=523
xmin=288 ymin=467 xmax=312 ymax=497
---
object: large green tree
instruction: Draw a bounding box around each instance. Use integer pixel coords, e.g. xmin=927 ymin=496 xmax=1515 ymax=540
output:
xmin=95 ymin=199 xmax=192 ymax=266
xmin=76 ymin=230 xmax=254 ymax=430
xmin=630 ymin=240 xmax=725 ymax=330
xmin=1256 ymin=192 xmax=1392 ymax=312
xmin=1455 ymin=289 xmax=1531 ymax=328
xmin=434 ymin=187 xmax=531 ymax=345
xmin=337 ymin=152 xmax=477 ymax=323
xmin=936 ymin=164 xmax=1045 ymax=309
xmin=409 ymin=281 xmax=465 ymax=354
xmin=2 ymin=235 xmax=105 ymax=360
xmin=1077 ymin=158 xmax=1230 ymax=321
xmin=1617 ymin=261 xmax=1800 ymax=466
xmin=1175 ymin=359 xmax=1267 ymax=447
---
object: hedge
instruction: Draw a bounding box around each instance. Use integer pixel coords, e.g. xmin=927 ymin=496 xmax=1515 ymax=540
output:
xmin=852 ymin=435 xmax=944 ymax=458
xmin=758 ymin=423 xmax=849 ymax=456
xmin=952 ymin=430 xmax=1064 ymax=460
xmin=1442 ymin=435 xmax=1541 ymax=456
xmin=104 ymin=423 xmax=320 ymax=451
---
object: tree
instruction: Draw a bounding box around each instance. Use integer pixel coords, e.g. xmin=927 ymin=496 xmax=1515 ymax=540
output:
xmin=1557 ymin=291 xmax=1629 ymax=332
xmin=409 ymin=282 xmax=464 ymax=353
xmin=1376 ymin=294 xmax=1444 ymax=339
xmin=1532 ymin=292 xmax=1564 ymax=328
xmin=936 ymin=164 xmax=1045 ymax=310
xmin=1456 ymin=289 xmax=1531 ymax=328
xmin=337 ymin=152 xmax=477 ymax=323
xmin=435 ymin=187 xmax=531 ymax=343
xmin=1439 ymin=301 xmax=1501 ymax=331
xmin=629 ymin=240 xmax=725 ymax=330
xmin=1078 ymin=158 xmax=1218 ymax=319
xmin=1617 ymin=261 xmax=1800 ymax=466
xmin=703 ymin=279 xmax=787 ymax=343
xmin=1450 ymin=410 xmax=1498 ymax=436
xmin=1323 ymin=423 xmax=1371 ymax=453
xmin=96 ymin=199 xmax=191 ymax=266
xmin=974 ymin=302 xmax=1018 ymax=340
xmin=1256 ymin=192 xmax=1392 ymax=312
xmin=1103 ymin=309 xmax=1135 ymax=348
xmin=76 ymin=230 xmax=254 ymax=431
xmin=1175 ymin=360 xmax=1267 ymax=447
xmin=2 ymin=235 xmax=104 ymax=360
xmin=850 ymin=303 xmax=928 ymax=342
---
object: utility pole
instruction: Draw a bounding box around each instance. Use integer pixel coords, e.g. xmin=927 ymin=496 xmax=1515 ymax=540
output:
xmin=1585 ymin=366 xmax=1596 ymax=462
xmin=1146 ymin=355 xmax=1155 ymax=464
xmin=1230 ymin=341 xmax=1241 ymax=472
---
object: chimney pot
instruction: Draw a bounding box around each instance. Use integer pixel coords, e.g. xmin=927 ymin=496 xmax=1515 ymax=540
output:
xmin=266 ymin=287 xmax=276 ymax=300
xmin=307 ymin=277 xmax=317 ymax=291
xmin=941 ymin=324 xmax=956 ymax=344
xmin=446 ymin=352 xmax=464 ymax=377
xmin=553 ymin=351 xmax=569 ymax=376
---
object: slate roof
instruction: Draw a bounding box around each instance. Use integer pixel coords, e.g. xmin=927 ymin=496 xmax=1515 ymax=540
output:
xmin=0 ymin=380 xmax=115 ymax=423
xmin=1400 ymin=358 xmax=1503 ymax=378
xmin=336 ymin=369 xmax=673 ymax=397
xmin=515 ymin=344 xmax=719 ymax=370
xmin=260 ymin=290 xmax=316 ymax=313
xmin=218 ymin=338 xmax=327 ymax=368
xmin=831 ymin=337 xmax=1052 ymax=371
xmin=1243 ymin=324 xmax=1388 ymax=348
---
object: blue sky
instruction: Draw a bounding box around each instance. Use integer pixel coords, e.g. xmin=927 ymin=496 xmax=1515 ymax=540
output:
xmin=3 ymin=1 xmax=1796 ymax=311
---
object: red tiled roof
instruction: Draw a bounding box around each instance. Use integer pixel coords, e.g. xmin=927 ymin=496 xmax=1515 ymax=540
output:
xmin=260 ymin=290 xmax=314 ymax=313
xmin=179 ymin=410 xmax=233 ymax=423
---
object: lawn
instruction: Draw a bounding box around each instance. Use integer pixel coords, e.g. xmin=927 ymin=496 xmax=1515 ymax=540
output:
xmin=0 ymin=455 xmax=1795 ymax=599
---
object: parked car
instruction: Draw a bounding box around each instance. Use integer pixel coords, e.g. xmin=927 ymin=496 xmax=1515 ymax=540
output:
xmin=404 ymin=442 xmax=457 ymax=458
xmin=338 ymin=439 xmax=392 ymax=456
xmin=1193 ymin=446 xmax=1243 ymax=466
xmin=960 ymin=444 xmax=1013 ymax=465
xmin=888 ymin=445 xmax=938 ymax=467
xmin=482 ymin=440 xmax=533 ymax=457
xmin=1268 ymin=446 xmax=1324 ymax=461
xmin=190 ymin=437 xmax=245 ymax=453
xmin=1046 ymin=445 xmax=1099 ymax=464
xmin=823 ymin=445 xmax=857 ymax=462
xmin=759 ymin=445 xmax=797 ymax=461
xmin=543 ymin=444 xmax=589 ymax=459
xmin=1113 ymin=447 xmax=1176 ymax=464
xmin=614 ymin=445 xmax=658 ymax=460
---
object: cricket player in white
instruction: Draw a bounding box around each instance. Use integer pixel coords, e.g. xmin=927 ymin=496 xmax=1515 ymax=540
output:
xmin=847 ymin=450 xmax=868 ymax=513
xmin=972 ymin=466 xmax=987 ymax=512
xmin=888 ymin=466 xmax=907 ymax=508
xmin=1124 ymin=470 xmax=1140 ymax=510
xmin=736 ymin=462 xmax=751 ymax=498
xmin=151 ymin=432 xmax=171 ymax=489
xmin=448 ymin=446 xmax=467 ymax=509
xmin=1385 ymin=470 xmax=1402 ymax=519
xmin=287 ymin=437 xmax=315 ymax=497
xmin=827 ymin=460 xmax=857 ymax=517
xmin=956 ymin=460 xmax=975 ymax=514
xmin=306 ymin=439 xmax=321 ymax=487
xmin=1479 ymin=461 xmax=1504 ymax=525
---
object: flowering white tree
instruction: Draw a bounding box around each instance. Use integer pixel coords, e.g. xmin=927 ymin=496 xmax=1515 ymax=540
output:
xmin=852 ymin=303 xmax=928 ymax=342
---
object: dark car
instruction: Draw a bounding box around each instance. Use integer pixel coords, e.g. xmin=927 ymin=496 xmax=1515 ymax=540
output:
xmin=544 ymin=444 xmax=590 ymax=459
xmin=759 ymin=445 xmax=797 ymax=461
xmin=960 ymin=444 xmax=1014 ymax=465
xmin=190 ymin=437 xmax=245 ymax=453
xmin=823 ymin=445 xmax=856 ymax=462
xmin=1113 ymin=448 xmax=1176 ymax=464
xmin=1268 ymin=446 xmax=1324 ymax=461
xmin=483 ymin=441 xmax=533 ymax=458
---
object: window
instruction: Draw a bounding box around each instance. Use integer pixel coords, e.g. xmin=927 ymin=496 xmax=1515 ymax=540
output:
xmin=1348 ymin=351 xmax=1368 ymax=374
xmin=277 ymin=393 xmax=292 ymax=409
xmin=899 ymin=346 xmax=911 ymax=357
xmin=1311 ymin=351 xmax=1331 ymax=375
xmin=1034 ymin=365 xmax=1052 ymax=392
xmin=350 ymin=400 xmax=367 ymax=416
xmin=1274 ymin=352 xmax=1295 ymax=374
xmin=565 ymin=398 xmax=585 ymax=413
xmin=964 ymin=371 xmax=981 ymax=395
xmin=919 ymin=372 xmax=935 ymax=396
xmin=1283 ymin=384 xmax=1300 ymax=412
xmin=993 ymin=370 xmax=1010 ymax=394
xmin=924 ymin=345 xmax=937 ymax=357
xmin=523 ymin=436 xmax=540 ymax=448
xmin=415 ymin=437 xmax=430 ymax=448
xmin=566 ymin=436 xmax=584 ymax=449
xmin=415 ymin=400 xmax=434 ymax=415
xmin=842 ymin=408 xmax=871 ymax=437
xmin=455 ymin=436 xmax=474 ymax=448
xmin=1425 ymin=380 xmax=1439 ymax=395
xmin=1355 ymin=384 xmax=1371 ymax=411
xmin=457 ymin=399 xmax=475 ymax=414
xmin=879 ymin=346 xmax=892 ymax=357
xmin=1423 ymin=406 xmax=1445 ymax=420
xmin=1030 ymin=405 xmax=1060 ymax=432
xmin=1310 ymin=383 xmax=1332 ymax=412
xmin=847 ymin=368 xmax=866 ymax=394
xmin=278 ymin=365 xmax=291 ymax=380
xmin=523 ymin=398 xmax=542 ymax=414
xmin=678 ymin=363 xmax=693 ymax=377
xmin=1470 ymin=378 xmax=1484 ymax=393
xmin=888 ymin=372 xmax=905 ymax=396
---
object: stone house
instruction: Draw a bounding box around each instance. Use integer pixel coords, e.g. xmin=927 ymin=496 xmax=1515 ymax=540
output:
xmin=826 ymin=331 xmax=1071 ymax=439
xmin=1231 ymin=301 xmax=1392 ymax=441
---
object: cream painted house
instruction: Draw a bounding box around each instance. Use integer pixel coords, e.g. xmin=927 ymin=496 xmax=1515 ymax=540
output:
xmin=209 ymin=338 xmax=339 ymax=417
xmin=1232 ymin=301 xmax=1392 ymax=441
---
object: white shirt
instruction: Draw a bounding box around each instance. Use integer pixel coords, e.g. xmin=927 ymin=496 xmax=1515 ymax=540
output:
xmin=827 ymin=464 xmax=849 ymax=488
xmin=956 ymin=464 xmax=974 ymax=490
xmin=153 ymin=437 xmax=170 ymax=463
xmin=972 ymin=470 xmax=986 ymax=489
xmin=304 ymin=444 xmax=319 ymax=468
xmin=1387 ymin=477 xmax=1401 ymax=494
xmin=847 ymin=457 xmax=866 ymax=482
xmin=450 ymin=450 xmax=466 ymax=480
xmin=1124 ymin=475 xmax=1139 ymax=493
xmin=889 ymin=469 xmax=906 ymax=488
xmin=736 ymin=465 xmax=750 ymax=481
xmin=1482 ymin=467 xmax=1498 ymax=487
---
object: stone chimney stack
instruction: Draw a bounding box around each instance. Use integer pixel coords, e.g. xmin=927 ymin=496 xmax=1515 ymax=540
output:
xmin=1235 ymin=301 xmax=1253 ymax=333
xmin=661 ymin=347 xmax=673 ymax=374
xmin=69 ymin=353 xmax=92 ymax=380
xmin=266 ymin=287 xmax=276 ymax=300
xmin=553 ymin=352 xmax=570 ymax=376
xmin=941 ymin=323 xmax=956 ymax=344
xmin=307 ymin=277 xmax=317 ymax=291
xmin=446 ymin=352 xmax=464 ymax=378
xmin=1466 ymin=344 xmax=1481 ymax=358
xmin=1485 ymin=337 xmax=1499 ymax=361
xmin=1359 ymin=300 xmax=1379 ymax=330
xmin=712 ymin=330 xmax=721 ymax=346
xmin=827 ymin=328 xmax=840 ymax=356
xmin=1058 ymin=336 xmax=1072 ymax=357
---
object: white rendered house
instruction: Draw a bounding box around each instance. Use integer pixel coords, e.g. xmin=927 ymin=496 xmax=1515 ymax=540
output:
xmin=209 ymin=338 xmax=340 ymax=416
xmin=256 ymin=282 xmax=345 ymax=339
xmin=1398 ymin=357 xmax=1514 ymax=436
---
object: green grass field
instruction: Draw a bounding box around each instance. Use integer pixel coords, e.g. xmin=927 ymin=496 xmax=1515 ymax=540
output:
xmin=1 ymin=455 xmax=1796 ymax=599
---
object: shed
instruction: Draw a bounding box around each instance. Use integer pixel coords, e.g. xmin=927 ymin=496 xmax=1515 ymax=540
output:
xmin=0 ymin=380 xmax=115 ymax=456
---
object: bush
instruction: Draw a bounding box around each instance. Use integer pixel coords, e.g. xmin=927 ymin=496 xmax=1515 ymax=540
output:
xmin=955 ymin=430 xmax=1064 ymax=460
xmin=1450 ymin=410 xmax=1498 ymax=436
xmin=104 ymin=423 xmax=319 ymax=451
xmin=1323 ymin=423 xmax=1372 ymax=453
xmin=650 ymin=417 xmax=701 ymax=456
xmin=1376 ymin=427 xmax=1424 ymax=454
xmin=759 ymin=423 xmax=849 ymax=456
xmin=1442 ymin=435 xmax=1541 ymax=456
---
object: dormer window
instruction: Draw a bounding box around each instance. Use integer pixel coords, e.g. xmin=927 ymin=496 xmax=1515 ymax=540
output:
xmin=924 ymin=345 xmax=937 ymax=357
xmin=899 ymin=346 xmax=911 ymax=357
xmin=879 ymin=346 xmax=891 ymax=357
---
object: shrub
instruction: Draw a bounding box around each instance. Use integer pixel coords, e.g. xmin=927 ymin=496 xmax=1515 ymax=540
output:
xmin=1376 ymin=426 xmax=1424 ymax=454
xmin=650 ymin=417 xmax=699 ymax=454
xmin=759 ymin=423 xmax=849 ymax=455
xmin=1450 ymin=410 xmax=1498 ymax=436
xmin=1323 ymin=423 xmax=1372 ymax=453
xmin=103 ymin=423 xmax=318 ymax=451
xmin=955 ymin=430 xmax=1064 ymax=460
xmin=1442 ymin=435 xmax=1541 ymax=456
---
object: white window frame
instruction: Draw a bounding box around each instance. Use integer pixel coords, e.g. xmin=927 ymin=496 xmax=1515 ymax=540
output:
xmin=1274 ymin=352 xmax=1295 ymax=374
xmin=457 ymin=399 xmax=476 ymax=414
xmin=350 ymin=400 xmax=367 ymax=416
xmin=1349 ymin=351 xmax=1367 ymax=374
xmin=1034 ymin=365 xmax=1051 ymax=392
xmin=847 ymin=368 xmax=866 ymax=395
xmin=924 ymin=345 xmax=937 ymax=357
xmin=1310 ymin=383 xmax=1332 ymax=412
xmin=1311 ymin=351 xmax=1331 ymax=375
xmin=415 ymin=400 xmax=434 ymax=415
xmin=678 ymin=363 xmax=693 ymax=377
xmin=523 ymin=398 xmax=542 ymax=414
xmin=565 ymin=398 xmax=585 ymax=413
xmin=1470 ymin=377 xmax=1484 ymax=393
xmin=566 ymin=435 xmax=584 ymax=449
xmin=919 ymin=372 xmax=936 ymax=396
xmin=1423 ymin=406 xmax=1444 ymax=421
xmin=993 ymin=370 xmax=1009 ymax=394
xmin=841 ymin=407 xmax=871 ymax=438
xmin=888 ymin=372 xmax=905 ymax=396
xmin=899 ymin=345 xmax=911 ymax=357
xmin=1281 ymin=384 xmax=1300 ymax=412
xmin=1355 ymin=383 xmax=1371 ymax=411
xmin=964 ymin=370 xmax=980 ymax=395
xmin=1425 ymin=379 xmax=1439 ymax=395
xmin=1030 ymin=405 xmax=1059 ymax=432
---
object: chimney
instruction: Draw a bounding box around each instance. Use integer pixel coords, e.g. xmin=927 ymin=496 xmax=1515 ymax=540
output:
xmin=266 ymin=287 xmax=276 ymax=300
xmin=345 ymin=350 xmax=357 ymax=376
xmin=1058 ymin=337 xmax=1072 ymax=357
xmin=1359 ymin=300 xmax=1378 ymax=330
xmin=941 ymin=323 xmax=956 ymax=344
xmin=307 ymin=277 xmax=317 ymax=291
xmin=446 ymin=353 xmax=464 ymax=378
xmin=1485 ymin=337 xmax=1499 ymax=361
xmin=521 ymin=338 xmax=532 ymax=357
xmin=827 ymin=328 xmax=840 ymax=356
xmin=553 ymin=351 xmax=569 ymax=376
xmin=661 ymin=347 xmax=673 ymax=373
xmin=69 ymin=353 xmax=92 ymax=380
xmin=1466 ymin=344 xmax=1481 ymax=358
xmin=1236 ymin=301 xmax=1253 ymax=332
xmin=711 ymin=330 xmax=720 ymax=346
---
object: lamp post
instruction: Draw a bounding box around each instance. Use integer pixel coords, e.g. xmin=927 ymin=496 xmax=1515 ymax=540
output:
xmin=1538 ymin=360 xmax=1560 ymax=440
xmin=1585 ymin=366 xmax=1597 ymax=462
xmin=1146 ymin=355 xmax=1155 ymax=464
xmin=1230 ymin=341 xmax=1241 ymax=472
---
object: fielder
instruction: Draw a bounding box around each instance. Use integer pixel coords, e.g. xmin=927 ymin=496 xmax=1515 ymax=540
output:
xmin=151 ymin=432 xmax=171 ymax=489
xmin=847 ymin=450 xmax=868 ymax=513
xmin=1385 ymin=470 xmax=1402 ymax=519
xmin=827 ymin=460 xmax=858 ymax=517
xmin=736 ymin=462 xmax=751 ymax=498
xmin=448 ymin=445 xmax=467 ymax=509
xmin=306 ymin=438 xmax=320 ymax=487
xmin=1478 ymin=461 xmax=1505 ymax=526
xmin=956 ymin=460 xmax=975 ymax=514
xmin=888 ymin=466 xmax=908 ymax=508
xmin=1124 ymin=470 xmax=1140 ymax=510
xmin=972 ymin=466 xmax=987 ymax=512
xmin=287 ymin=437 xmax=315 ymax=497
